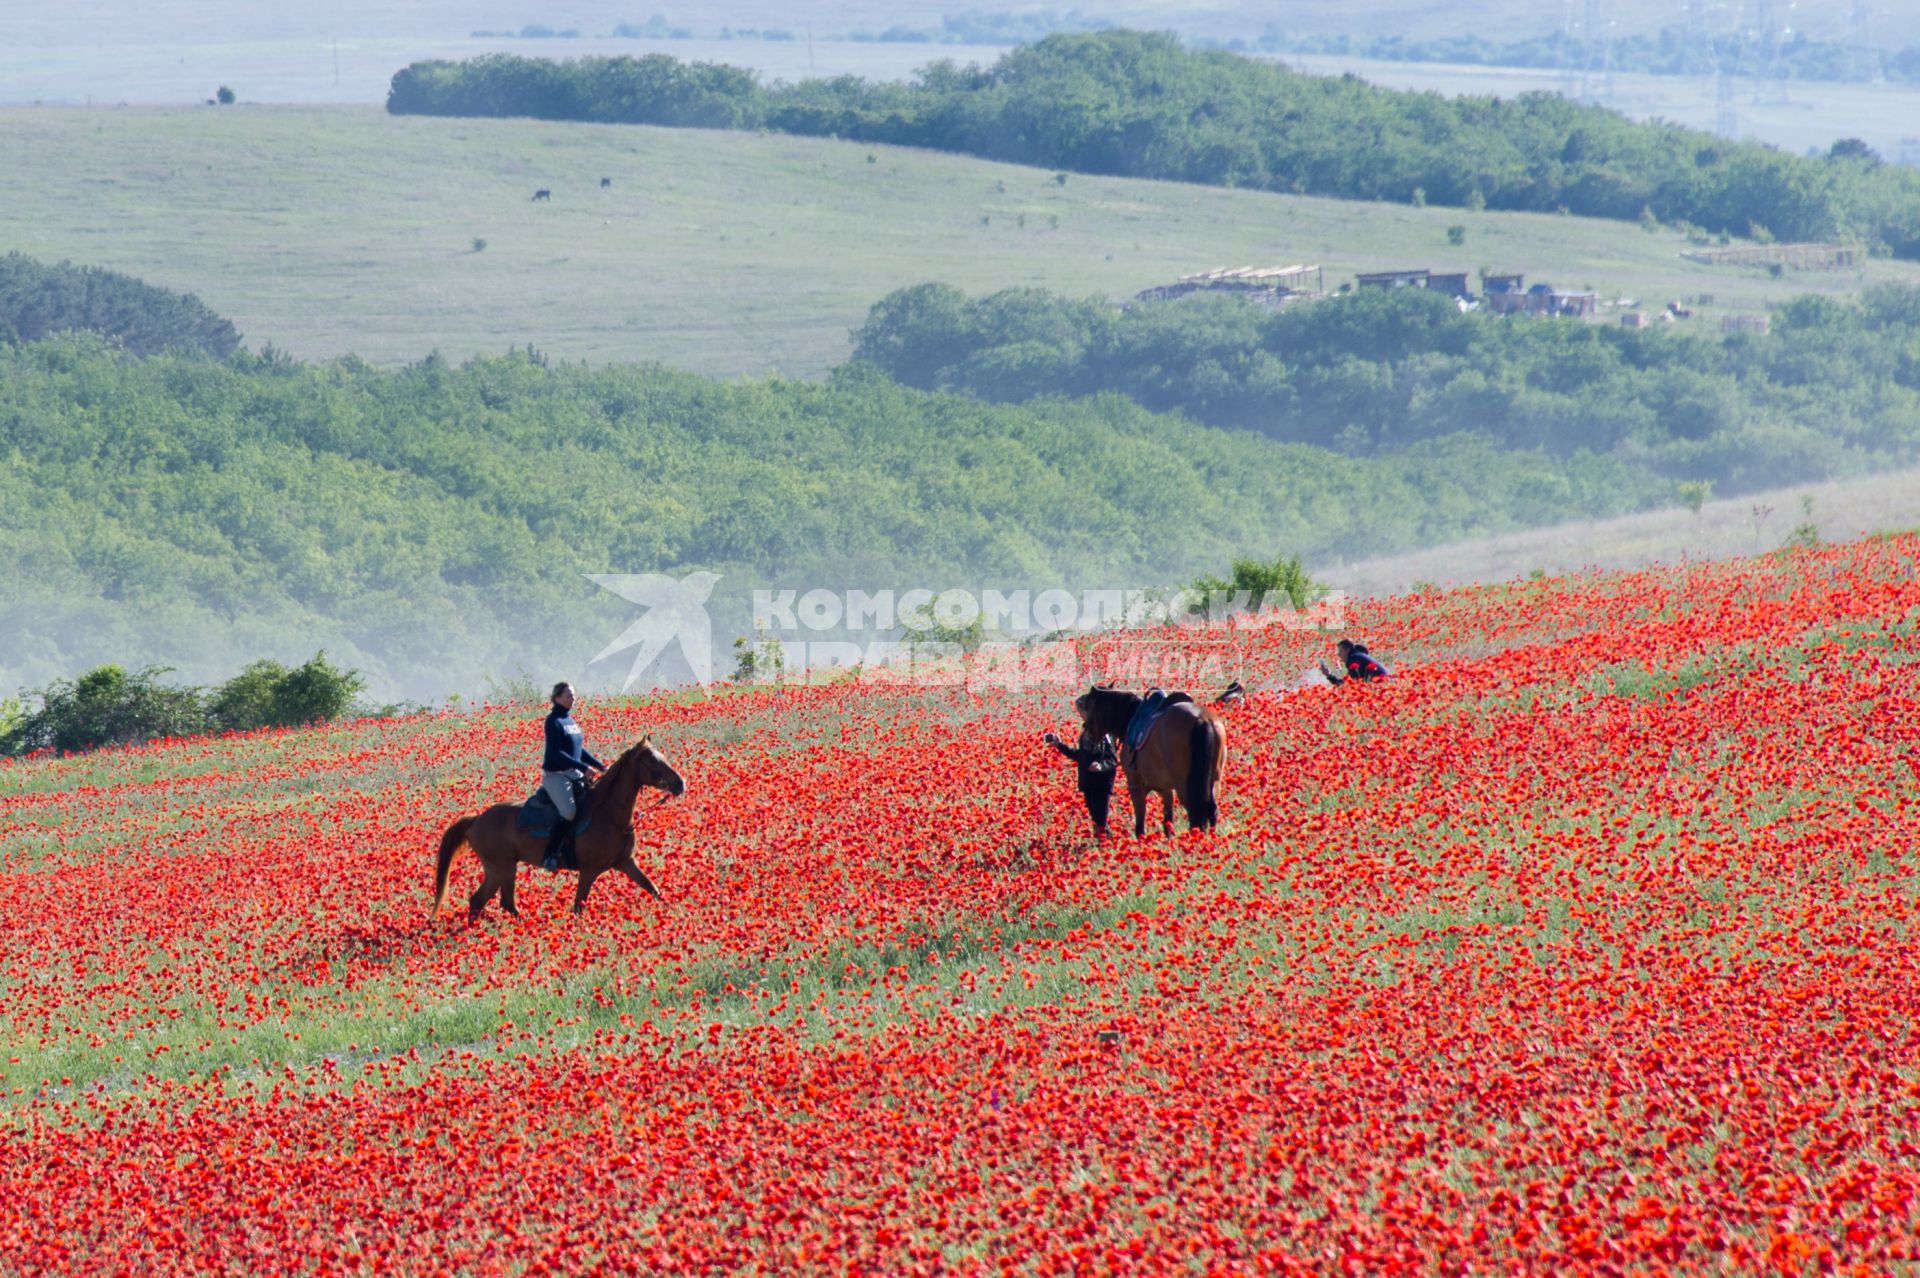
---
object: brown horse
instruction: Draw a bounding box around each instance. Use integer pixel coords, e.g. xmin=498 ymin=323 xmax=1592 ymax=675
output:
xmin=1077 ymin=686 xmax=1225 ymax=836
xmin=433 ymin=736 xmax=684 ymax=920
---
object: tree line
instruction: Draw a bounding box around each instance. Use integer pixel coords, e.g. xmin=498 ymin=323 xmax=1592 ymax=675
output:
xmin=386 ymin=30 xmax=1920 ymax=256
xmin=1 ymin=654 xmax=364 ymax=757
xmin=849 ymin=280 xmax=1920 ymax=490
xmin=0 ymin=252 xmax=242 ymax=359
xmin=0 ymin=334 xmax=1663 ymax=700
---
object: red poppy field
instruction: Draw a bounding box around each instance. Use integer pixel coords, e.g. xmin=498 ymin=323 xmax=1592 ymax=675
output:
xmin=2 ymin=536 xmax=1918 ymax=1275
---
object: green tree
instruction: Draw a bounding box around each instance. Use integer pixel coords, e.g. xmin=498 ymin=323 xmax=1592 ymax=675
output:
xmin=208 ymin=659 xmax=290 ymax=731
xmin=268 ymin=653 xmax=367 ymax=726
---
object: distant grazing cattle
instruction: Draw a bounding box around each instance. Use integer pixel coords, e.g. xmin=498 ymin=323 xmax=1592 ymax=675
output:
xmin=600 ymin=177 xmax=612 ymax=189
xmin=532 ymin=189 xmax=551 ymax=202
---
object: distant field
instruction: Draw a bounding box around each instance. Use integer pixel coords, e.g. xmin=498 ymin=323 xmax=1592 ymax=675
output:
xmin=11 ymin=30 xmax=1916 ymax=168
xmin=1320 ymin=466 xmax=1920 ymax=598
xmin=0 ymin=35 xmax=1013 ymax=110
xmin=5 ymin=106 xmax=1913 ymax=377
xmin=1279 ymin=53 xmax=1920 ymax=164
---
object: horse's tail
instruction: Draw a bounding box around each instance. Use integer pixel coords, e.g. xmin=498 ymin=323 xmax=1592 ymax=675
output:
xmin=1186 ymin=715 xmax=1219 ymax=831
xmin=433 ymin=815 xmax=477 ymax=911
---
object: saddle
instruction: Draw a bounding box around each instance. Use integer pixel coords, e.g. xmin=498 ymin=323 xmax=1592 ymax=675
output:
xmin=1123 ymin=689 xmax=1193 ymax=753
xmin=515 ymin=782 xmax=594 ymax=839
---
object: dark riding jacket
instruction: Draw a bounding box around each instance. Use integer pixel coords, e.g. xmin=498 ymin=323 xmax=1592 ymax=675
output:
xmin=543 ymin=705 xmax=607 ymax=774
xmin=1344 ymin=646 xmax=1390 ymax=682
xmin=1050 ymin=730 xmax=1118 ymax=795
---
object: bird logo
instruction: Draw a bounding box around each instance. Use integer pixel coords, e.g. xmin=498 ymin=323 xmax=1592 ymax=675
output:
xmin=586 ymin=571 xmax=721 ymax=689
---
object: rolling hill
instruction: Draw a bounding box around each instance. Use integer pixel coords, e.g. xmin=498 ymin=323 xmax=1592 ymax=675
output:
xmin=3 ymin=105 xmax=1912 ymax=377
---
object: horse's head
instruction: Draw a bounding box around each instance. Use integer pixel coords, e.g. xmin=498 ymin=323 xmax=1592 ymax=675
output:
xmin=602 ymin=725 xmax=687 ymax=798
xmin=626 ymin=734 xmax=686 ymax=798
xmin=1076 ymin=684 xmax=1136 ymax=738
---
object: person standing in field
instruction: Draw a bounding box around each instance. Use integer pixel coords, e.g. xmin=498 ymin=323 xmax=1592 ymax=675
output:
xmin=540 ymin=681 xmax=607 ymax=871
xmin=1044 ymin=710 xmax=1119 ymax=840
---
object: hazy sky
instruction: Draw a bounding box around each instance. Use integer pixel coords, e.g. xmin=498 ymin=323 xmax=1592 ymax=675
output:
xmin=19 ymin=0 xmax=1915 ymax=50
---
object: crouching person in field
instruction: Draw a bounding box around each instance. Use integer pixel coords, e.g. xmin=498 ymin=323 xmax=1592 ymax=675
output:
xmin=1044 ymin=720 xmax=1119 ymax=840
xmin=1320 ymin=638 xmax=1391 ymax=686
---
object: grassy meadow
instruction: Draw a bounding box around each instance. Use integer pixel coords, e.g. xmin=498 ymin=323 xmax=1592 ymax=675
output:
xmin=4 ymin=105 xmax=1914 ymax=377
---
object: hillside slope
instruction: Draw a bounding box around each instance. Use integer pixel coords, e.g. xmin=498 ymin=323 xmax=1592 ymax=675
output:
xmin=3 ymin=537 xmax=1918 ymax=1271
xmin=3 ymin=339 xmax=1652 ymax=699
xmin=2 ymin=106 xmax=1909 ymax=376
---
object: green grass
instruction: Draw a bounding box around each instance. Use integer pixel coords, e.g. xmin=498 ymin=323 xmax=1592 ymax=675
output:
xmin=4 ymin=105 xmax=1913 ymax=378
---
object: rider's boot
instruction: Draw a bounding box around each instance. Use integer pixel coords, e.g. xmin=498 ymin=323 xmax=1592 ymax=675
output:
xmin=540 ymin=821 xmax=568 ymax=872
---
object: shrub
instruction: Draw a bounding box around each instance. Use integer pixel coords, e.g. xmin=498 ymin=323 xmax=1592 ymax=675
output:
xmin=209 ymin=654 xmax=367 ymax=732
xmin=262 ymin=652 xmax=367 ymax=727
xmin=0 ymin=652 xmax=371 ymax=756
xmin=1 ymin=665 xmax=207 ymax=756
xmin=208 ymin=659 xmax=287 ymax=732
xmin=216 ymin=86 xmax=236 ymax=105
xmin=731 ymin=629 xmax=788 ymax=682
xmin=1447 ymin=224 xmax=1466 ymax=246
xmin=1187 ymin=553 xmax=1324 ymax=615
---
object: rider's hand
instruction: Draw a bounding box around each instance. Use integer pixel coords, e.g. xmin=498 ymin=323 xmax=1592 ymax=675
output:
xmin=1043 ymin=732 xmax=1059 ymax=745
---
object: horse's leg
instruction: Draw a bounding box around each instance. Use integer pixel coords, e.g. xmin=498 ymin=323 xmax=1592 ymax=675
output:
xmin=1128 ymin=776 xmax=1147 ymax=839
xmin=1159 ymin=789 xmax=1177 ymax=837
xmin=613 ymin=852 xmax=662 ymax=900
xmin=500 ymin=858 xmax=520 ymax=917
xmin=467 ymin=863 xmax=500 ymax=922
xmin=571 ymin=866 xmax=604 ymax=915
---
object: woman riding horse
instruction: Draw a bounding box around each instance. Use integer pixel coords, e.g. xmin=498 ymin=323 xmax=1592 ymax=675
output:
xmin=434 ymin=733 xmax=684 ymax=919
xmin=540 ymin=681 xmax=606 ymax=871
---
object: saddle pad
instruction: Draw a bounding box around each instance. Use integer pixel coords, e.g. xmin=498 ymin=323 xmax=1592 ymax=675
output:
xmin=1124 ymin=690 xmax=1170 ymax=753
xmin=515 ymin=786 xmax=593 ymax=838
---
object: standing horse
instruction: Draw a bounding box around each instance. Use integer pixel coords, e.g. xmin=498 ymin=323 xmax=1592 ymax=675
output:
xmin=1078 ymin=686 xmax=1225 ymax=835
xmin=433 ymin=736 xmax=684 ymax=919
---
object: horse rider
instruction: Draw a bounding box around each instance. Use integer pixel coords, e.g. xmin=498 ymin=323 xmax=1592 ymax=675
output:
xmin=1044 ymin=704 xmax=1120 ymax=840
xmin=1320 ymin=638 xmax=1391 ymax=686
xmin=541 ymin=681 xmax=607 ymax=871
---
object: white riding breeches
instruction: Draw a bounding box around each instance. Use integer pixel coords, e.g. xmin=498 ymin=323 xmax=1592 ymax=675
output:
xmin=542 ymin=769 xmax=583 ymax=820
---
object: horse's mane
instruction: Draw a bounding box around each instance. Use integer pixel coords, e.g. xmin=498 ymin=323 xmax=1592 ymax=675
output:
xmin=585 ymin=737 xmax=651 ymax=809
